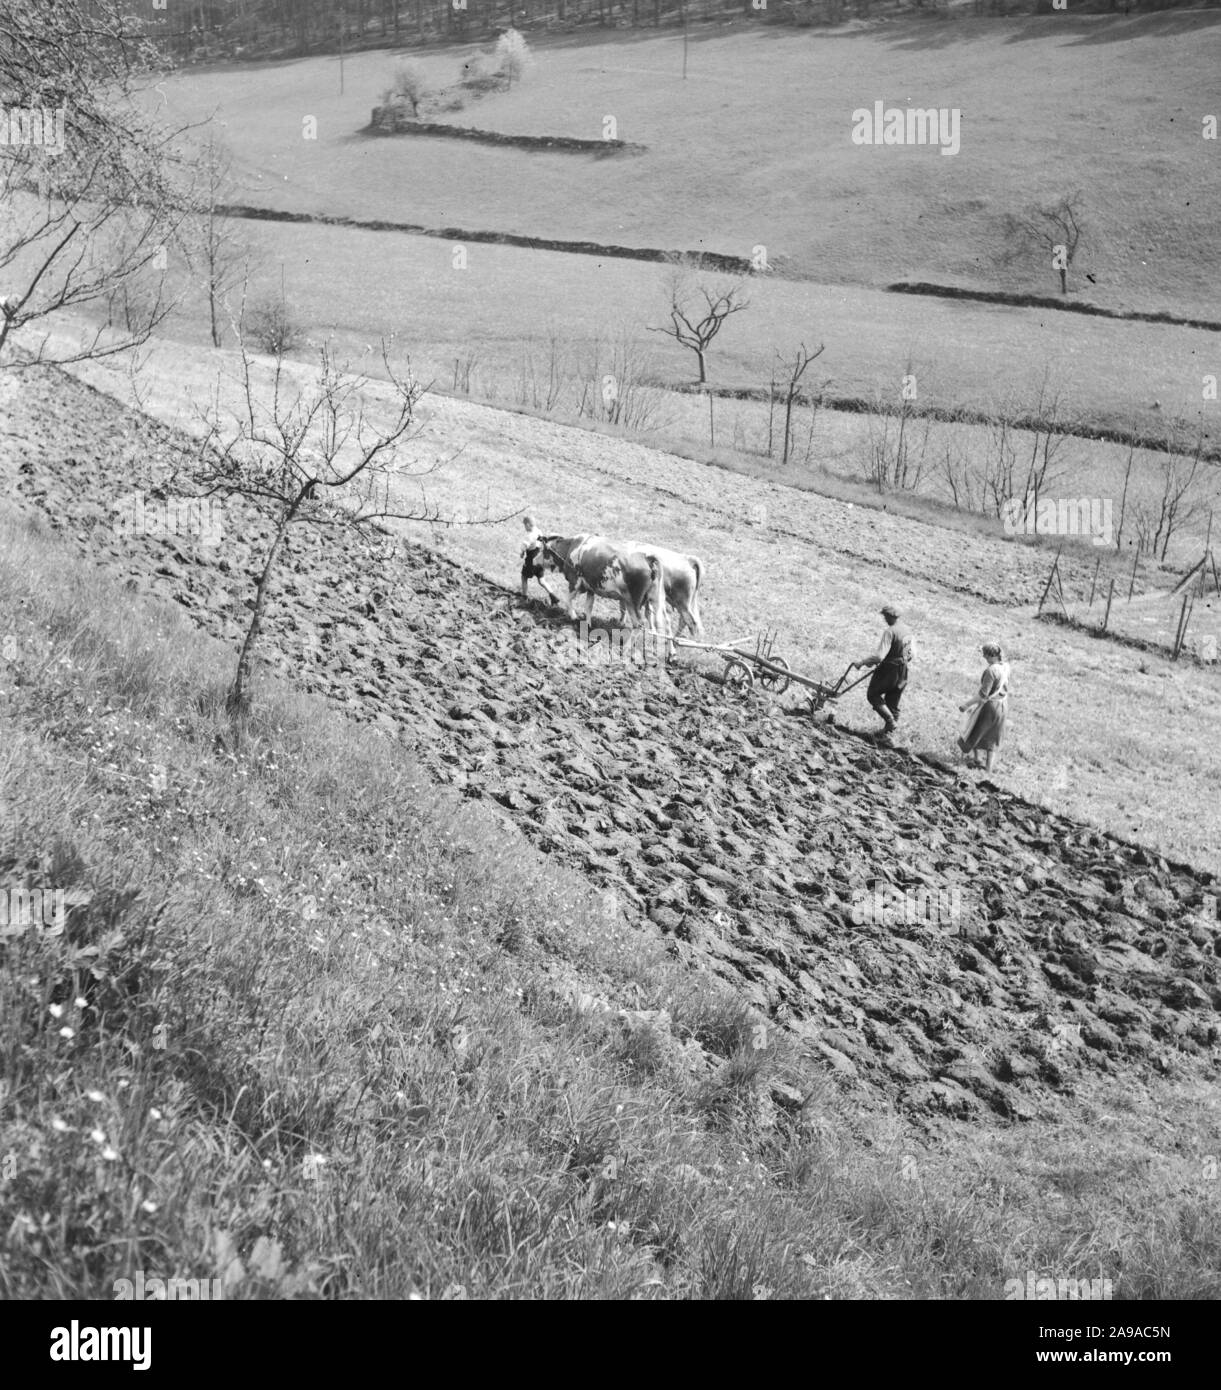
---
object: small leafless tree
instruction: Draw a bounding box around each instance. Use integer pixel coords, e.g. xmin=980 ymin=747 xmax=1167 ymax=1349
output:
xmin=0 ymin=0 xmax=190 ymax=368
xmin=580 ymin=329 xmax=669 ymax=434
xmin=650 ymin=255 xmax=749 ymax=385
xmin=245 ymin=290 xmax=304 ymax=356
xmin=1017 ymin=372 xmax=1076 ymax=526
xmin=1130 ymin=425 xmax=1213 ymax=562
xmin=1003 ymin=191 xmax=1087 ymax=295
xmin=189 ymin=132 xmax=253 ymax=349
xmin=864 ymin=360 xmax=929 ymax=493
xmin=515 ymin=323 xmax=567 ymax=414
xmin=186 ymin=332 xmax=504 ymax=715
xmin=940 ymin=432 xmax=983 ymax=513
xmin=1114 ymin=424 xmax=1140 ymax=553
xmin=775 ymin=341 xmax=825 ymax=465
xmin=452 ymin=348 xmax=480 ymax=395
xmin=982 ymin=403 xmax=1020 ymax=518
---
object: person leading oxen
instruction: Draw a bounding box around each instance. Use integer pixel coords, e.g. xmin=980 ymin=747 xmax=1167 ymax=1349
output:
xmin=533 ymin=533 xmax=666 ymax=645
xmin=520 ymin=516 xmax=563 ymax=606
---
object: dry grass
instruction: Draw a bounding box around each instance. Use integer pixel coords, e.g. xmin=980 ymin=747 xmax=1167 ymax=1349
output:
xmin=2 ymin=501 xmax=1219 ymax=1300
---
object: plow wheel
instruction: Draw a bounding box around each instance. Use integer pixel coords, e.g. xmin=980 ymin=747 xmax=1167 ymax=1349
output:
xmin=723 ymin=657 xmax=755 ymax=693
xmin=757 ymin=657 xmax=791 ymax=695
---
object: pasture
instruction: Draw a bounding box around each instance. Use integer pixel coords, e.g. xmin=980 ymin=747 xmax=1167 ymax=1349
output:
xmin=163 ymin=14 xmax=1221 ymax=318
xmin=154 ymin=213 xmax=1221 ymax=437
xmin=128 ymin=16 xmax=1221 ymax=562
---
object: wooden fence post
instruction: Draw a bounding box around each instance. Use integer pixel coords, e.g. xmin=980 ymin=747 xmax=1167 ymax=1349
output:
xmin=1128 ymin=550 xmax=1140 ymax=601
xmin=1088 ymin=556 xmax=1101 ymax=608
xmin=1173 ymin=591 xmax=1192 ymax=660
xmin=1101 ymin=578 xmax=1116 ymax=633
xmin=1038 ymin=547 xmax=1063 ymax=616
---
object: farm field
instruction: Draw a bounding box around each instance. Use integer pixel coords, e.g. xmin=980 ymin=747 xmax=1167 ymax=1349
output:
xmin=5 ymin=2 xmax=1221 ymax=1321
xmin=2 ymin=354 xmax=1219 ymax=1304
xmin=162 ymin=15 xmax=1221 ymax=319
xmin=54 ymin=328 xmax=1221 ymax=876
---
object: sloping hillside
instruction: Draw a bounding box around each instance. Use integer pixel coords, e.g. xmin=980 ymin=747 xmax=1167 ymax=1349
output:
xmin=162 ymin=17 xmax=1221 ymax=318
xmin=5 ymin=363 xmax=1217 ymax=1126
xmin=47 ymin=335 xmax=1221 ymax=876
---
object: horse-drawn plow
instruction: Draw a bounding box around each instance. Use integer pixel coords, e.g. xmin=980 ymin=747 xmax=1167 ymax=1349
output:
xmin=672 ymin=630 xmax=872 ymax=721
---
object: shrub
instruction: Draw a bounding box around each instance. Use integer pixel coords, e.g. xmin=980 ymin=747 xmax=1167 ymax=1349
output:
xmin=244 ymin=296 xmax=303 ymax=357
xmin=494 ymin=29 xmax=533 ymax=88
xmin=386 ymin=61 xmax=427 ymax=117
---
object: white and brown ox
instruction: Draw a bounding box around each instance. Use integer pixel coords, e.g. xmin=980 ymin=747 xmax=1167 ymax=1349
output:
xmin=530 ymin=532 xmax=666 ymax=642
xmin=619 ymin=541 xmax=704 ymax=642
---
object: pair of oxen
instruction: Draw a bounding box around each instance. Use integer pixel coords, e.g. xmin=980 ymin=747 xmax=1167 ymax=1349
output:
xmin=519 ymin=517 xmax=704 ymax=650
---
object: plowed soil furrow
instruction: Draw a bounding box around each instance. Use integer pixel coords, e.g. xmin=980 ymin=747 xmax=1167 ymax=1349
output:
xmin=4 ymin=364 xmax=1219 ymax=1124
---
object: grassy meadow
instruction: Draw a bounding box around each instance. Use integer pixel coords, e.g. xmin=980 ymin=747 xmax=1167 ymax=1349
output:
xmin=15 ymin=11 xmax=1206 ymax=583
xmin=163 ymin=15 xmax=1221 ymax=319
xmin=101 ymin=14 xmax=1221 ymax=537
xmin=145 ymin=212 xmax=1221 ymax=442
xmin=2 ymin=496 xmax=1219 ymax=1300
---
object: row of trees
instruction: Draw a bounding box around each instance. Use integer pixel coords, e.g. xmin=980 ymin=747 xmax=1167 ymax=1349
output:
xmin=137 ymin=0 xmax=899 ymax=60
xmin=869 ymin=374 xmax=1215 ymax=562
xmin=140 ymin=0 xmax=1221 ymax=62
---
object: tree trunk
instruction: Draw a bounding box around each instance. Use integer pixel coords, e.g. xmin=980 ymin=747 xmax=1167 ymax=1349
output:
xmin=767 ymin=370 xmax=775 ymax=457
xmin=782 ymin=387 xmax=795 ymax=465
xmin=209 ymin=275 xmax=220 ymax=347
xmin=696 ymin=348 xmax=706 ymax=384
xmin=228 ymin=507 xmax=297 ymax=714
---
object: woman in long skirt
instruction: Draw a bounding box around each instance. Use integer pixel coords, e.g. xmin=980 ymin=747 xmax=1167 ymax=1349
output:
xmin=958 ymin=642 xmax=1010 ymax=772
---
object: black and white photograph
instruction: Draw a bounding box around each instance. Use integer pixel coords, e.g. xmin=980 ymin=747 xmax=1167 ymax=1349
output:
xmin=1 ymin=0 xmax=1218 ymax=1335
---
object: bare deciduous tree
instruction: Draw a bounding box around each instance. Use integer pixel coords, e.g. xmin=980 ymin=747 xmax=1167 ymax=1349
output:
xmin=0 ymin=0 xmax=189 ymax=367
xmin=1115 ymin=423 xmax=1139 ymax=553
xmin=1017 ymin=373 xmax=1076 ymax=525
xmin=650 ymin=255 xmax=749 ymax=385
xmin=775 ymin=340 xmax=825 ymax=466
xmin=1130 ymin=425 xmax=1213 ymax=563
xmin=188 ymin=132 xmax=254 ymax=350
xmin=186 ymin=331 xmax=505 ymax=715
xmin=939 ymin=432 xmax=982 ymax=513
xmin=864 ymin=360 xmax=929 ymax=493
xmin=1002 ymin=191 xmax=1087 ymax=295
xmin=582 ymin=327 xmax=669 ymax=433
